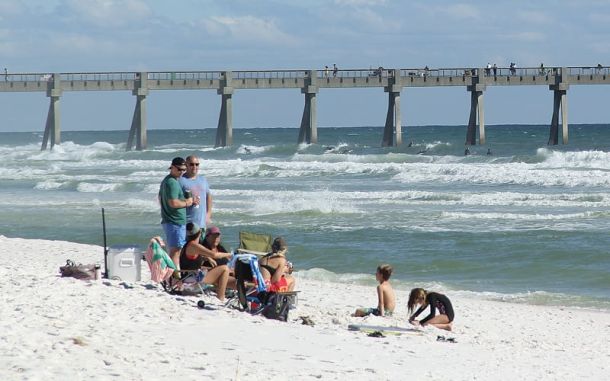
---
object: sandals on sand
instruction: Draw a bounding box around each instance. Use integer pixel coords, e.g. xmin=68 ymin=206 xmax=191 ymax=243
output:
xmin=437 ymin=335 xmax=457 ymax=343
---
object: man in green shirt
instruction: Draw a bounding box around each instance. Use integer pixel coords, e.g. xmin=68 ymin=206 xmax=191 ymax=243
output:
xmin=159 ymin=157 xmax=193 ymax=268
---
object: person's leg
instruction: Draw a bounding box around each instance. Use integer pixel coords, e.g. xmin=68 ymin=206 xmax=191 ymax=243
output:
xmin=162 ymin=223 xmax=185 ymax=269
xmin=203 ymin=265 xmax=229 ymax=301
xmin=285 ymin=275 xmax=296 ymax=291
xmin=425 ymin=314 xmax=453 ymax=331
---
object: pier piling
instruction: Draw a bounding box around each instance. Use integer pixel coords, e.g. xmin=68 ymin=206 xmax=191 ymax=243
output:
xmin=215 ymin=72 xmax=234 ymax=147
xmin=298 ymin=70 xmax=318 ymax=144
xmin=41 ymin=74 xmax=62 ymax=151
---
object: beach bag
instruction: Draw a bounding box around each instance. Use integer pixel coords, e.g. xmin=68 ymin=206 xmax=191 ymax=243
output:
xmin=261 ymin=292 xmax=290 ymax=322
xmin=59 ymin=260 xmax=96 ymax=280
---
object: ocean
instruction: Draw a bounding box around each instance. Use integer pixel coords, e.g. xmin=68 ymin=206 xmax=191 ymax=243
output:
xmin=1 ymin=125 xmax=609 ymax=310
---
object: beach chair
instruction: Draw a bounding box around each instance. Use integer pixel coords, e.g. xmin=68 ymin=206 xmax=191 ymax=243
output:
xmin=230 ymin=237 xmax=299 ymax=316
xmin=144 ymin=237 xmax=213 ymax=295
xmin=237 ymin=231 xmax=273 ymax=256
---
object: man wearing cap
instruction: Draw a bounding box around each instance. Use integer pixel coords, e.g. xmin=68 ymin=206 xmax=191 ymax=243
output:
xmin=159 ymin=157 xmax=193 ymax=268
xmin=179 ymin=155 xmax=212 ymax=238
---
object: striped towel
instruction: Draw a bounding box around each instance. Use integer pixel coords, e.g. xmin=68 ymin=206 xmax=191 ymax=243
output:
xmin=144 ymin=237 xmax=177 ymax=283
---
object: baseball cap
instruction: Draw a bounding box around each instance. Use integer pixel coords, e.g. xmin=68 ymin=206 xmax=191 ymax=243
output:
xmin=169 ymin=157 xmax=186 ymax=169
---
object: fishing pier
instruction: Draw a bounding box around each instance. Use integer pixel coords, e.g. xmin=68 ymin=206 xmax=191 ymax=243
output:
xmin=0 ymin=66 xmax=608 ymax=150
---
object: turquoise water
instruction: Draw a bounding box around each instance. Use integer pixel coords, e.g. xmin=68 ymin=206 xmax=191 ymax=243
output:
xmin=1 ymin=125 xmax=609 ymax=309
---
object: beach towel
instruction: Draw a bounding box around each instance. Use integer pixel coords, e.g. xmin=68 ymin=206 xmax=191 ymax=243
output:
xmin=144 ymin=237 xmax=176 ymax=283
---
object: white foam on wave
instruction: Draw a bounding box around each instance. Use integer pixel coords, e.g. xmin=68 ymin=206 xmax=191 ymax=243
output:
xmin=441 ymin=211 xmax=595 ymax=221
xmin=34 ymin=181 xmax=64 ymax=190
xmin=77 ymin=182 xmax=122 ymax=193
xmin=219 ymin=189 xmax=358 ymax=215
xmin=392 ymin=161 xmax=610 ymax=187
xmin=236 ymin=144 xmax=269 ymax=154
xmin=538 ymin=148 xmax=610 ymax=169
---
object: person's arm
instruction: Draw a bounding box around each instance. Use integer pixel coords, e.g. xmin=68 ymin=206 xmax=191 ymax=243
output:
xmin=409 ymin=305 xmax=426 ymax=322
xmin=376 ymin=284 xmax=385 ymax=316
xmin=419 ymin=295 xmax=438 ymax=325
xmin=166 ymin=179 xmax=192 ymax=208
xmin=168 ymin=198 xmax=192 ymax=208
xmin=205 ymin=192 xmax=213 ymax=224
xmin=189 ymin=241 xmax=230 ymax=260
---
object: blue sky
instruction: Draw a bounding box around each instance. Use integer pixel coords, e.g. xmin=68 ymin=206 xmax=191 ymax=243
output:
xmin=2 ymin=0 xmax=610 ymax=132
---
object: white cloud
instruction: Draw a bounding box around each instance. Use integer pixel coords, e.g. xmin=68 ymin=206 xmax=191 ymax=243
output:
xmin=202 ymin=16 xmax=297 ymax=45
xmin=445 ymin=4 xmax=481 ymax=20
xmin=63 ymin=0 xmax=152 ymax=27
xmin=351 ymin=8 xmax=400 ymax=32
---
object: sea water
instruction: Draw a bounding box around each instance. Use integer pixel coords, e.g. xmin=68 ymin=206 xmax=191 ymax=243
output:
xmin=1 ymin=125 xmax=609 ymax=310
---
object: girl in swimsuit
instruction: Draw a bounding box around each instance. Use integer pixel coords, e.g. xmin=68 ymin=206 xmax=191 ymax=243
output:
xmin=258 ymin=237 xmax=295 ymax=292
xmin=407 ymin=288 xmax=454 ymax=331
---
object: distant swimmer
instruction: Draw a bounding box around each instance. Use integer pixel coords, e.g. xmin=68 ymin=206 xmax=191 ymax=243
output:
xmin=324 ymin=145 xmax=335 ymax=152
xmin=464 ymin=147 xmax=470 ymax=156
xmin=408 ymin=141 xmax=413 ymax=147
xmin=244 ymin=147 xmax=252 ymax=154
xmin=417 ymin=149 xmax=428 ymax=155
xmin=486 ymin=148 xmax=492 ymax=156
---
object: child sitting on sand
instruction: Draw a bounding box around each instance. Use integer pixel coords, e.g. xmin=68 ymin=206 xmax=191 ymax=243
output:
xmin=407 ymin=288 xmax=454 ymax=331
xmin=353 ymin=264 xmax=396 ymax=317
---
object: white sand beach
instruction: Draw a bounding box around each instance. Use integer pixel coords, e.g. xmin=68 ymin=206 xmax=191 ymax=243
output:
xmin=1 ymin=235 xmax=609 ymax=380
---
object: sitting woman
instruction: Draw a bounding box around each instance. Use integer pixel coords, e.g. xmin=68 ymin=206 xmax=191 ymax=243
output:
xmin=200 ymin=226 xmax=230 ymax=268
xmin=258 ymin=237 xmax=295 ymax=292
xmin=180 ymin=222 xmax=234 ymax=301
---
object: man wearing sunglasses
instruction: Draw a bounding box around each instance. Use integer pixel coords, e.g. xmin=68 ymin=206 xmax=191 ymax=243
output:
xmin=179 ymin=155 xmax=212 ymax=239
xmin=159 ymin=157 xmax=193 ymax=267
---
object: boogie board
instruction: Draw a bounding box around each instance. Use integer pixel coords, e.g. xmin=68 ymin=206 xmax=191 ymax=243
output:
xmin=348 ymin=324 xmax=423 ymax=335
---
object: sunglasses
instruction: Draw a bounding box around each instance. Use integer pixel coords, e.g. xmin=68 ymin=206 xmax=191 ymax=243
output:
xmin=173 ymin=166 xmax=186 ymax=171
xmin=188 ymin=163 xmax=200 ymax=167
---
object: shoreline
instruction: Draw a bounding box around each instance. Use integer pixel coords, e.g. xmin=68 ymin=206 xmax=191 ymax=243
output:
xmin=1 ymin=236 xmax=609 ymax=380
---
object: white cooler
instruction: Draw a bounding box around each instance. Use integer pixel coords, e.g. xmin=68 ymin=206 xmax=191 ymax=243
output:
xmin=107 ymin=245 xmax=142 ymax=281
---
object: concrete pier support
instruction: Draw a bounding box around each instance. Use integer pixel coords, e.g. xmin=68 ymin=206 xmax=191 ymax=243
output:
xmin=382 ymin=69 xmax=402 ymax=147
xmin=466 ymin=83 xmax=486 ymax=145
xmin=548 ymin=80 xmax=569 ymax=145
xmin=127 ymin=72 xmax=148 ymax=151
xmin=298 ymin=70 xmax=318 ymax=144
xmin=41 ymin=73 xmax=62 ymax=150
xmin=215 ymin=71 xmax=234 ymax=147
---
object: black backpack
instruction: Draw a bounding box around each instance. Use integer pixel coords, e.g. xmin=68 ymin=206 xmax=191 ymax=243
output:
xmin=261 ymin=292 xmax=290 ymax=322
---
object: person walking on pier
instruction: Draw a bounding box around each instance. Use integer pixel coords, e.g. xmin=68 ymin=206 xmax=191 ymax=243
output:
xmin=3 ymin=68 xmax=7 ymax=81
xmin=492 ymin=63 xmax=497 ymax=76
xmin=333 ymin=63 xmax=338 ymax=77
xmin=509 ymin=62 xmax=516 ymax=75
xmin=324 ymin=65 xmax=330 ymax=78
xmin=485 ymin=63 xmax=491 ymax=76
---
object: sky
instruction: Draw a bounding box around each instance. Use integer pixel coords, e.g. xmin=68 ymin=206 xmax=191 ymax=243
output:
xmin=2 ymin=0 xmax=610 ymax=132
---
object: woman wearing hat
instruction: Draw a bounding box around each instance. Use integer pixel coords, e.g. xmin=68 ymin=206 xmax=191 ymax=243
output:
xmin=201 ymin=226 xmax=230 ymax=268
xmin=258 ymin=237 xmax=295 ymax=292
xmin=180 ymin=222 xmax=234 ymax=301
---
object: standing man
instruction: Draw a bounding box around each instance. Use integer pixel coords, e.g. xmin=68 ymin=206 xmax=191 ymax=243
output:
xmin=179 ymin=155 xmax=212 ymax=239
xmin=159 ymin=157 xmax=193 ymax=268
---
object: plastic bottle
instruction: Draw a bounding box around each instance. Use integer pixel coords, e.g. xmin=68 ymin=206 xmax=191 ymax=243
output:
xmin=94 ymin=264 xmax=101 ymax=280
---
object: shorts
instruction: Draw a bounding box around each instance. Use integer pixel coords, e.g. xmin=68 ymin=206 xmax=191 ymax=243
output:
xmin=162 ymin=223 xmax=186 ymax=249
xmin=266 ymin=277 xmax=289 ymax=292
